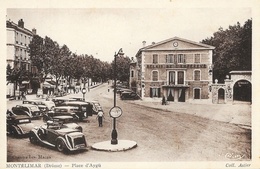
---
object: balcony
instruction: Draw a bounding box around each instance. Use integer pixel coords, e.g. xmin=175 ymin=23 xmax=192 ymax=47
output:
xmin=162 ymin=81 xmax=189 ymax=88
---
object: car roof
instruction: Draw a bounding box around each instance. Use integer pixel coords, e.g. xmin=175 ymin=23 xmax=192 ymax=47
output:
xmin=18 ymin=104 xmax=39 ymax=107
xmin=63 ymin=101 xmax=89 ymax=105
xmin=53 ymin=115 xmax=73 ymax=119
xmin=23 ymin=99 xmax=42 ymax=102
xmin=53 ymin=97 xmax=76 ymax=101
xmin=9 ymin=115 xmax=31 ymax=120
xmin=54 ymin=106 xmax=78 ymax=109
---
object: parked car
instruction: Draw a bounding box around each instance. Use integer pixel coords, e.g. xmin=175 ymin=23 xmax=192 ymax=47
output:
xmin=60 ymin=101 xmax=93 ymax=121
xmin=120 ymin=91 xmax=141 ymax=100
xmin=52 ymin=98 xmax=76 ymax=106
xmin=12 ymin=104 xmax=42 ymax=119
xmin=87 ymin=100 xmax=103 ymax=115
xmin=29 ymin=116 xmax=86 ymax=153
xmin=23 ymin=99 xmax=48 ymax=113
xmin=7 ymin=114 xmax=34 ymax=137
xmin=73 ymin=98 xmax=103 ymax=115
xmin=40 ymin=100 xmax=56 ymax=111
xmin=70 ymin=97 xmax=84 ymax=101
xmin=116 ymin=88 xmax=133 ymax=95
xmin=43 ymin=106 xmax=79 ymax=122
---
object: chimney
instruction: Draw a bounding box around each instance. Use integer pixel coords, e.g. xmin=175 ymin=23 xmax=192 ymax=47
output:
xmin=32 ymin=28 xmax=37 ymax=35
xmin=18 ymin=19 xmax=24 ymax=28
xmin=142 ymin=41 xmax=146 ymax=47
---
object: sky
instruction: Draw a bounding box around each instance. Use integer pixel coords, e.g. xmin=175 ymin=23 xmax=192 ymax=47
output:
xmin=6 ymin=7 xmax=252 ymax=62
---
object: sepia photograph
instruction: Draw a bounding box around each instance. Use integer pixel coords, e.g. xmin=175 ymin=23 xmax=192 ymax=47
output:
xmin=1 ymin=1 xmax=260 ymax=169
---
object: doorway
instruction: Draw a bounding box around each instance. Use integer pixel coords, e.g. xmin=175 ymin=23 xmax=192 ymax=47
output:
xmin=218 ymin=88 xmax=225 ymax=104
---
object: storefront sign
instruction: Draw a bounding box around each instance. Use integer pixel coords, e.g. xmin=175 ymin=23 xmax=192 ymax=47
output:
xmin=146 ymin=64 xmax=207 ymax=68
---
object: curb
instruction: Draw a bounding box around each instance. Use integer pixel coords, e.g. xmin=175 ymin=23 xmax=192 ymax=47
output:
xmin=91 ymin=140 xmax=137 ymax=152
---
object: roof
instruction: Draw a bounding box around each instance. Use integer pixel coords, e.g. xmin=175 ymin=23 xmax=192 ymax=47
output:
xmin=136 ymin=36 xmax=215 ymax=57
xmin=6 ymin=20 xmax=33 ymax=36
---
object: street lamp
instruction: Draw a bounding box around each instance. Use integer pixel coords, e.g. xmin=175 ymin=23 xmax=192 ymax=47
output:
xmin=111 ymin=48 xmax=124 ymax=145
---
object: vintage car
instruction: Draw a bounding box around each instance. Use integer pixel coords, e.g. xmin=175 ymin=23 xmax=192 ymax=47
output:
xmin=87 ymin=100 xmax=103 ymax=115
xmin=72 ymin=98 xmax=104 ymax=115
xmin=60 ymin=101 xmax=93 ymax=121
xmin=120 ymin=91 xmax=141 ymax=100
xmin=43 ymin=106 xmax=79 ymax=122
xmin=52 ymin=98 xmax=76 ymax=106
xmin=29 ymin=116 xmax=86 ymax=153
xmin=12 ymin=104 xmax=42 ymax=119
xmin=23 ymin=99 xmax=48 ymax=113
xmin=40 ymin=100 xmax=56 ymax=111
xmin=70 ymin=97 xmax=84 ymax=101
xmin=7 ymin=114 xmax=34 ymax=137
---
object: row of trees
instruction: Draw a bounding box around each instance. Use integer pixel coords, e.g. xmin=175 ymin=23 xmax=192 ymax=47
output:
xmin=7 ymin=34 xmax=131 ymax=94
xmin=201 ymin=19 xmax=252 ymax=83
xmin=28 ymin=34 xmax=132 ymax=89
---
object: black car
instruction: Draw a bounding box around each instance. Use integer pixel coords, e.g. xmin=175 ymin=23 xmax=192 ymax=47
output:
xmin=7 ymin=114 xmax=34 ymax=137
xmin=60 ymin=101 xmax=93 ymax=121
xmin=12 ymin=104 xmax=42 ymax=119
xmin=120 ymin=91 xmax=141 ymax=100
xmin=43 ymin=106 xmax=79 ymax=122
xmin=52 ymin=98 xmax=76 ymax=106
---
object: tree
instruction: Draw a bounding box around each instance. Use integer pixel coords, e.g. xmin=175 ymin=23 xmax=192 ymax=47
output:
xmin=6 ymin=64 xmax=31 ymax=92
xmin=201 ymin=19 xmax=252 ymax=83
xmin=111 ymin=55 xmax=131 ymax=82
xmin=29 ymin=35 xmax=60 ymax=88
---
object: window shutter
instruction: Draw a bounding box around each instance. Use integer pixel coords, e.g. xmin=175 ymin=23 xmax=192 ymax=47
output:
xmin=150 ymin=88 xmax=153 ymax=98
xmin=158 ymin=88 xmax=161 ymax=97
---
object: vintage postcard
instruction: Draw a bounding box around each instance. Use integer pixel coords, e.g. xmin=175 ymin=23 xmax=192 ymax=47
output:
xmin=1 ymin=0 xmax=260 ymax=169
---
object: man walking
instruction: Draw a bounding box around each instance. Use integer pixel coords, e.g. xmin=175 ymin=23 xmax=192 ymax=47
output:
xmin=96 ymin=110 xmax=104 ymax=127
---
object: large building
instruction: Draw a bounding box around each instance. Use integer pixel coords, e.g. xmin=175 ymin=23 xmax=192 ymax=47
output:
xmin=6 ymin=19 xmax=36 ymax=97
xmin=130 ymin=37 xmax=215 ymax=102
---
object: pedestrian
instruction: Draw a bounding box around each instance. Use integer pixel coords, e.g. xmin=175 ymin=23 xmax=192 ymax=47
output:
xmin=162 ymin=96 xmax=167 ymax=105
xmin=96 ymin=110 xmax=104 ymax=127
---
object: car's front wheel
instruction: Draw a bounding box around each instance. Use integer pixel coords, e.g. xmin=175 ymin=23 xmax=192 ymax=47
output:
xmin=56 ymin=139 xmax=66 ymax=152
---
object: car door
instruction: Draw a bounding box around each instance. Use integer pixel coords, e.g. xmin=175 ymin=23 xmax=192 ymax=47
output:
xmin=46 ymin=128 xmax=60 ymax=145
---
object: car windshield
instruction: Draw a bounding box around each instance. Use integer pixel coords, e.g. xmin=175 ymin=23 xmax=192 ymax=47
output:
xmin=14 ymin=111 xmax=27 ymax=115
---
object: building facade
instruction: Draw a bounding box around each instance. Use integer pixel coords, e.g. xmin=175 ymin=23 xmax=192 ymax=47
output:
xmin=130 ymin=37 xmax=215 ymax=102
xmin=211 ymin=71 xmax=251 ymax=104
xmin=6 ymin=19 xmax=36 ymax=97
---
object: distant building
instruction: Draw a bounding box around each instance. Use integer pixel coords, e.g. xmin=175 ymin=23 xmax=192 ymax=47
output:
xmin=6 ymin=19 xmax=36 ymax=97
xmin=130 ymin=37 xmax=215 ymax=102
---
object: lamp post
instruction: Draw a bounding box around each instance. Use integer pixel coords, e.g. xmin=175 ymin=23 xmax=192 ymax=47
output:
xmin=111 ymin=48 xmax=124 ymax=145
